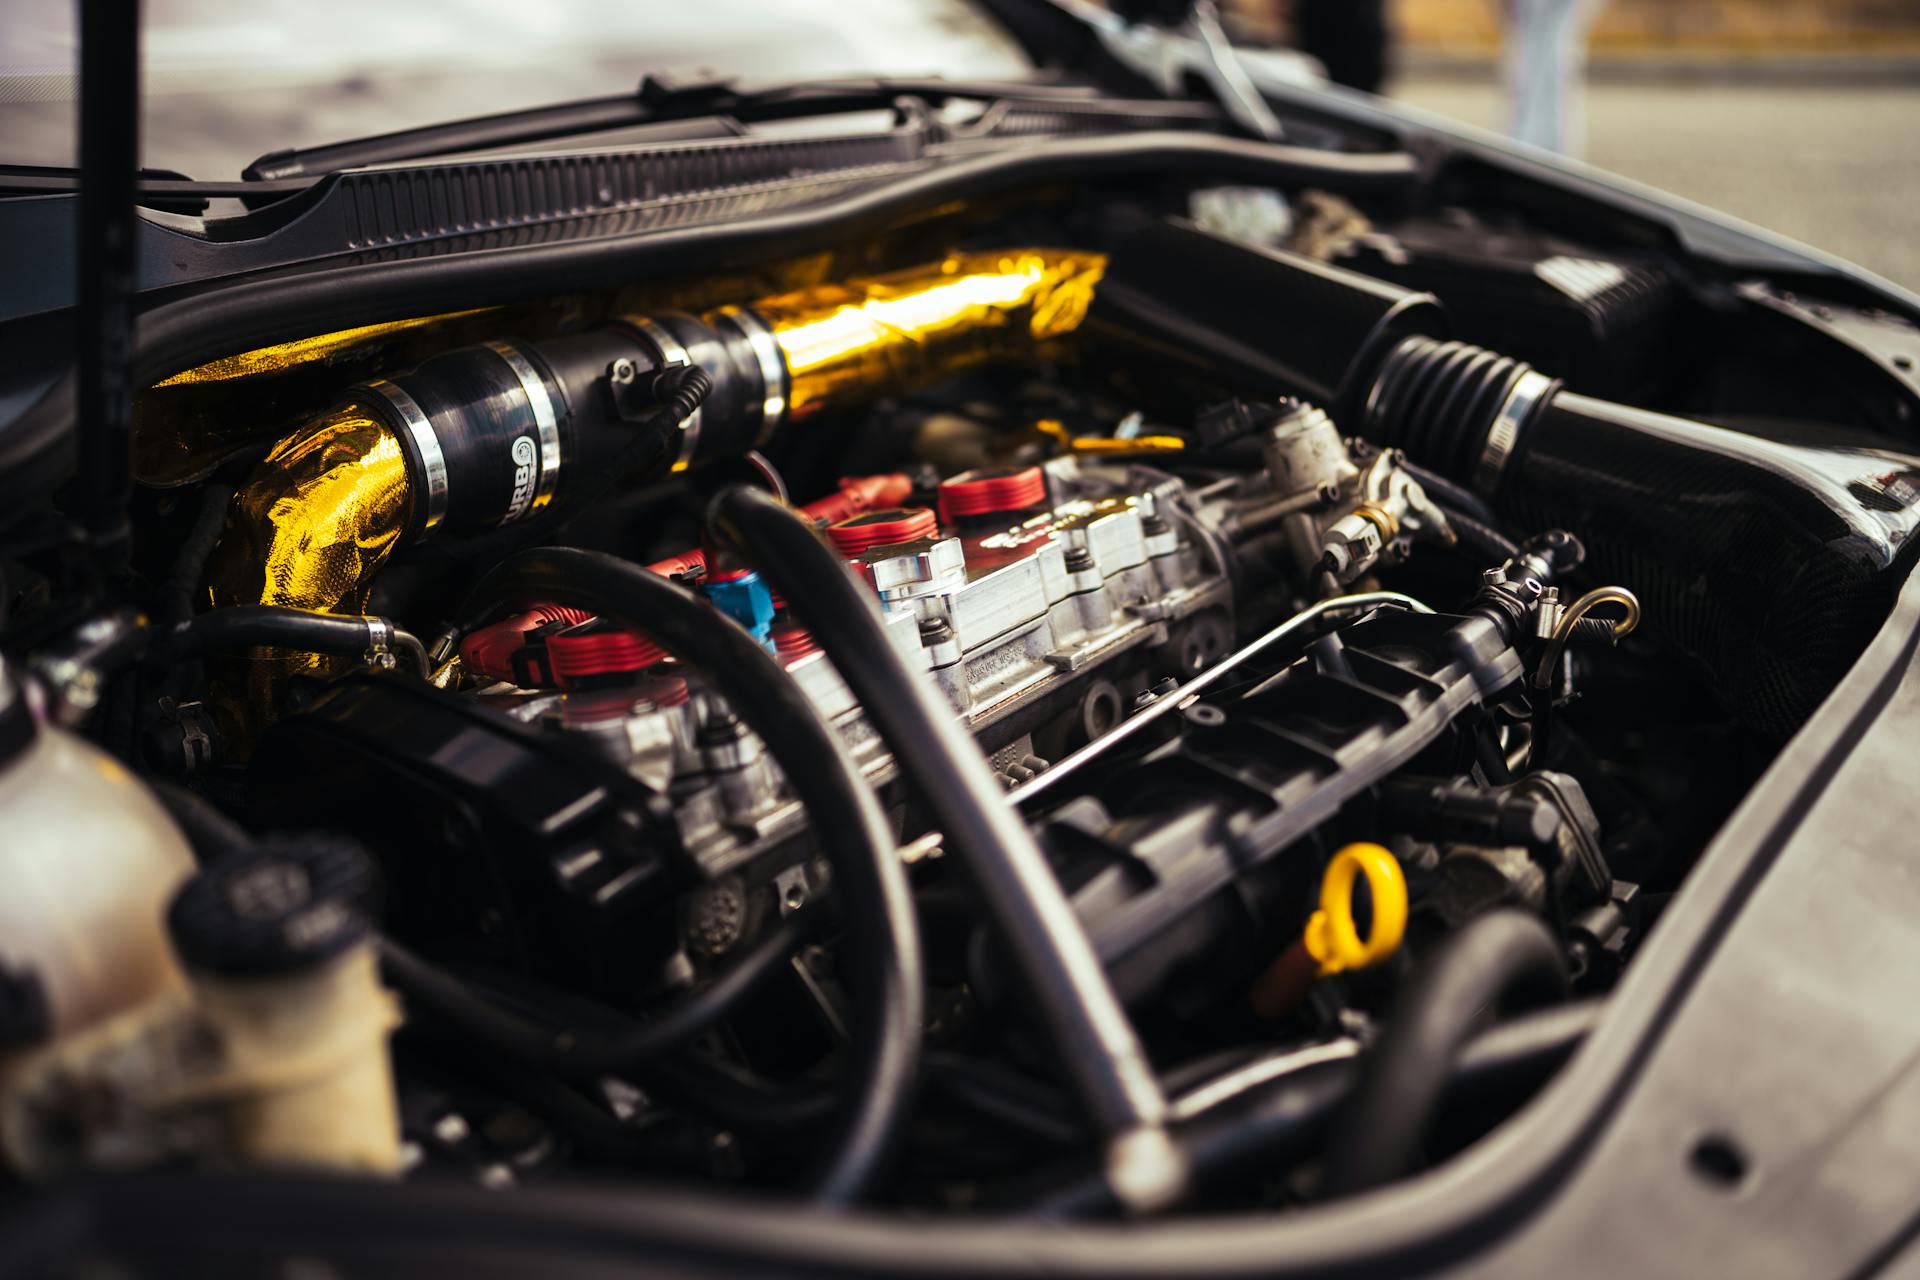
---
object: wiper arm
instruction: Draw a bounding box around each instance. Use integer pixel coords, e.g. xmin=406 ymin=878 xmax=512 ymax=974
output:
xmin=241 ymin=73 xmax=1102 ymax=183
xmin=0 ymin=164 xmax=308 ymax=216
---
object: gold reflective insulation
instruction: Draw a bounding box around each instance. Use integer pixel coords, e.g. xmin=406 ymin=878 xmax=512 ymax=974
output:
xmin=202 ymin=248 xmax=1109 ymax=728
xmin=203 ymin=407 xmax=413 ymax=729
xmin=134 ymin=311 xmax=500 ymax=488
xmin=197 ymin=405 xmax=413 ymax=743
xmin=150 ymin=315 xmax=491 ymax=390
xmin=208 ymin=406 xmax=412 ymax=619
xmin=750 ymin=249 xmax=1107 ymax=420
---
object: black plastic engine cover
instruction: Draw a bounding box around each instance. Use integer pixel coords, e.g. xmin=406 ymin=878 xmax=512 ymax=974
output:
xmin=1034 ymin=604 xmax=1524 ymax=1012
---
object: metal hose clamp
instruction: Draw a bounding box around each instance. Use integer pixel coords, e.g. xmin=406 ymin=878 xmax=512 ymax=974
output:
xmin=1475 ymin=368 xmax=1555 ymax=499
xmin=362 ymin=616 xmax=397 ymax=671
xmin=366 ymin=379 xmax=448 ymax=533
xmin=714 ymin=305 xmax=789 ymax=445
xmin=483 ymin=341 xmax=563 ymax=522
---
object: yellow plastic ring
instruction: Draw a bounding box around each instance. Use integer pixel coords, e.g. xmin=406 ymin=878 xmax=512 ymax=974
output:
xmin=1303 ymin=842 xmax=1409 ymax=976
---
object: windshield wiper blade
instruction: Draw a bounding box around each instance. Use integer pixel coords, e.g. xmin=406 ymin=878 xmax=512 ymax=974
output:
xmin=1187 ymin=0 xmax=1285 ymax=141
xmin=243 ymin=93 xmax=659 ymax=182
xmin=241 ymin=73 xmax=1102 ymax=183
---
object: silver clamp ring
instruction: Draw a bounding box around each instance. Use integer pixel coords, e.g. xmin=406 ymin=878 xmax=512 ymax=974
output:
xmin=623 ymin=316 xmax=704 ymax=470
xmin=715 ymin=305 xmax=788 ymax=445
xmin=484 ymin=341 xmax=563 ymax=519
xmin=1474 ymin=368 xmax=1554 ymax=498
xmin=367 ymin=379 xmax=448 ymax=533
xmin=362 ymin=617 xmax=396 ymax=670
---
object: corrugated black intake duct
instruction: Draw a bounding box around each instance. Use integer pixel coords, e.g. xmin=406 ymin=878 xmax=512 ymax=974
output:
xmin=1090 ymin=217 xmax=1448 ymax=430
xmin=1364 ymin=348 xmax=1920 ymax=737
xmin=1097 ymin=218 xmax=1920 ymax=737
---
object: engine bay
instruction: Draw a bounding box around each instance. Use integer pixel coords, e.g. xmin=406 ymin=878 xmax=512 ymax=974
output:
xmin=6 ymin=143 xmax=1920 ymax=1235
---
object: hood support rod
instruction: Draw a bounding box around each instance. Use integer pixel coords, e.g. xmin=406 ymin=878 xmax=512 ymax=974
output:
xmin=76 ymin=0 xmax=143 ymax=570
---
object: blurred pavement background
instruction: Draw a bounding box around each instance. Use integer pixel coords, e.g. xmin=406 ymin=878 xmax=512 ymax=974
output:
xmin=1394 ymin=71 xmax=1920 ymax=292
xmin=1386 ymin=0 xmax=1920 ymax=290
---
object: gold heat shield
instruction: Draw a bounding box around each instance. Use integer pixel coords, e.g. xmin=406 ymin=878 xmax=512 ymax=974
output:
xmin=207 ymin=405 xmax=412 ymax=655
xmin=149 ymin=316 xmax=486 ymax=390
xmin=202 ymin=406 xmax=413 ymax=734
xmin=749 ymin=249 xmax=1107 ymax=421
xmin=134 ymin=311 xmax=494 ymax=487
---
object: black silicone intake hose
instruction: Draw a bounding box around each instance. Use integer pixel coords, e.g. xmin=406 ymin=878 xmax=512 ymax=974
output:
xmin=1322 ymin=909 xmax=1569 ymax=1197
xmin=708 ymin=485 xmax=1186 ymax=1214
xmin=1363 ymin=336 xmax=1920 ymax=736
xmin=354 ymin=319 xmax=755 ymax=543
xmin=448 ymin=546 xmax=923 ymax=1207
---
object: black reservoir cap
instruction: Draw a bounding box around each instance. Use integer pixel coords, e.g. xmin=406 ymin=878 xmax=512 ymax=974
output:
xmin=168 ymin=834 xmax=377 ymax=978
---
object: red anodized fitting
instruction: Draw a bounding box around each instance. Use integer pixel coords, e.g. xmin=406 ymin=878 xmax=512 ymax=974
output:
xmin=772 ymin=623 xmax=820 ymax=663
xmin=937 ymin=465 xmax=1047 ymax=522
xmin=457 ymin=472 xmax=916 ymax=687
xmin=633 ymin=671 xmax=690 ymax=708
xmin=825 ymin=506 xmax=939 ymax=556
xmin=548 ymin=627 xmax=668 ymax=687
xmin=806 ymin=472 xmax=915 ymax=527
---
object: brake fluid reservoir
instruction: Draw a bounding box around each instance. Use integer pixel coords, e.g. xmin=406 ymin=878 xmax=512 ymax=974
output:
xmin=0 ymin=663 xmax=195 ymax=1061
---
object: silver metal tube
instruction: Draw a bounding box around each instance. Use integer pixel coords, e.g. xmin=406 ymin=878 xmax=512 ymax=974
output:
xmin=1012 ymin=590 xmax=1434 ymax=806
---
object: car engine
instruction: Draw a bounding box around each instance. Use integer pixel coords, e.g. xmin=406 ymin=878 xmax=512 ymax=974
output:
xmin=6 ymin=147 xmax=1920 ymax=1230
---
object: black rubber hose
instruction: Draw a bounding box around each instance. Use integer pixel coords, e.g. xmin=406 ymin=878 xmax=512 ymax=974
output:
xmin=162 ymin=604 xmax=430 ymax=676
xmin=642 ymin=1057 xmax=840 ymax=1135
xmin=1022 ymin=1000 xmax=1599 ymax=1217
xmin=1399 ymin=459 xmax=1494 ymax=528
xmin=1321 ymin=908 xmax=1569 ymax=1197
xmin=1401 ymin=454 xmax=1520 ymax=564
xmin=401 ymin=945 xmax=839 ymax=1140
xmin=1445 ymin=508 xmax=1522 ymax=567
xmin=448 ymin=545 xmax=922 ymax=1206
xmin=160 ymin=482 xmax=232 ymax=625
xmin=150 ymin=780 xmax=256 ymax=865
xmin=707 ymin=485 xmax=1180 ymax=1209
xmin=377 ymin=908 xmax=815 ymax=1076
xmin=924 ymin=1053 xmax=1084 ymax=1147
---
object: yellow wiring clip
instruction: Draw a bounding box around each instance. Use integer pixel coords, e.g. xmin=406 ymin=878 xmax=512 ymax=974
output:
xmin=1034 ymin=418 xmax=1186 ymax=456
xmin=1302 ymin=843 xmax=1409 ymax=977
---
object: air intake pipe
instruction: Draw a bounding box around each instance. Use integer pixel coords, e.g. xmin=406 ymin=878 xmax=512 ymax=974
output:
xmin=1096 ymin=219 xmax=1920 ymax=736
xmin=206 ymin=250 xmax=1105 ymax=618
